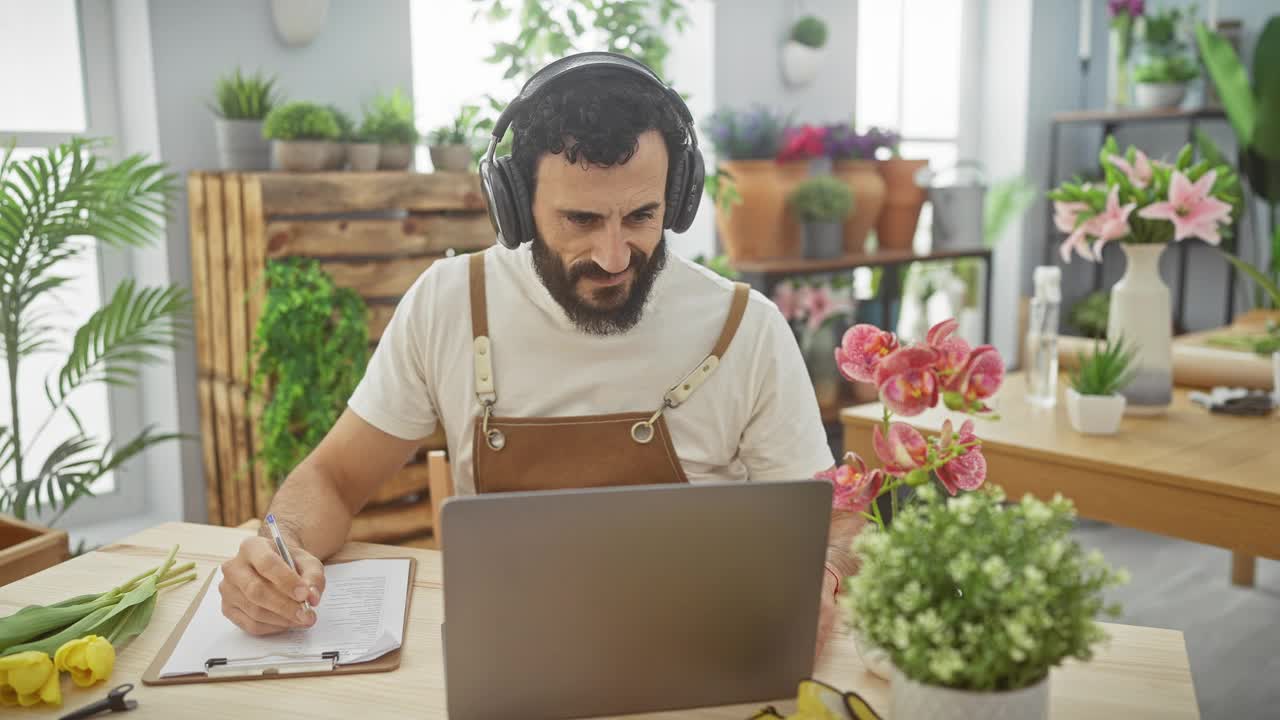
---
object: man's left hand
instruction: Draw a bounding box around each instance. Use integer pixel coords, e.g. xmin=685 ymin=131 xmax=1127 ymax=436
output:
xmin=814 ymin=569 xmax=839 ymax=664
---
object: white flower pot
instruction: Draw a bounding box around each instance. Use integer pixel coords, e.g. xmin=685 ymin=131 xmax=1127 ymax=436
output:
xmin=271 ymin=140 xmax=330 ymax=172
xmin=1133 ymin=82 xmax=1187 ymax=110
xmin=1066 ymin=388 xmax=1126 ymax=434
xmin=891 ymin=667 xmax=1049 ymax=720
xmin=1108 ymin=243 xmax=1173 ymax=415
xmin=853 ymin=630 xmax=894 ymax=680
xmin=780 ymin=41 xmax=824 ymax=88
xmin=429 ymin=144 xmax=473 ymax=172
xmin=214 ymin=118 xmax=270 ymax=170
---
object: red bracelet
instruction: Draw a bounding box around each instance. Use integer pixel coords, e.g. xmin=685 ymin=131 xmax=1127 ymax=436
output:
xmin=824 ymin=563 xmax=842 ymax=599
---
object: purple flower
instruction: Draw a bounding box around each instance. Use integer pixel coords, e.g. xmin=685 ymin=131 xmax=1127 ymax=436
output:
xmin=1108 ymin=0 xmax=1144 ymax=17
xmin=823 ymin=123 xmax=901 ymax=160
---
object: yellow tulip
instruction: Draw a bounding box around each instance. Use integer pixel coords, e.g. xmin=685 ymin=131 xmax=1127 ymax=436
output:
xmin=0 ymin=651 xmax=61 ymax=707
xmin=54 ymin=635 xmax=115 ymax=688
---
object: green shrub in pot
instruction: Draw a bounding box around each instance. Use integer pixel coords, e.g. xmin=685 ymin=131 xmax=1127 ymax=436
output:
xmin=210 ymin=68 xmax=279 ymax=170
xmin=262 ymin=101 xmax=340 ymax=172
xmin=361 ymin=88 xmax=420 ymax=170
xmin=789 ymin=176 xmax=854 ymax=259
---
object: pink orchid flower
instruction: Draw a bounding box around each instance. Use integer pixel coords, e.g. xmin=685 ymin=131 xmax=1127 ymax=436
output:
xmin=805 ymin=286 xmax=850 ymax=332
xmin=772 ymin=283 xmax=797 ymax=321
xmin=1053 ymin=200 xmax=1089 ymax=234
xmin=1107 ymin=150 xmax=1153 ymax=189
xmin=925 ymin=319 xmax=973 ymax=388
xmin=946 ymin=344 xmax=1004 ymax=413
xmin=1137 ymin=169 xmax=1234 ymax=245
xmin=835 ymin=324 xmax=900 ymax=384
xmin=1088 ymin=186 xmax=1137 ymax=258
xmin=817 ymin=452 xmax=886 ymax=513
xmin=872 ymin=422 xmax=929 ymax=474
xmin=874 ymin=346 xmax=941 ymax=416
xmin=935 ymin=419 xmax=987 ymax=495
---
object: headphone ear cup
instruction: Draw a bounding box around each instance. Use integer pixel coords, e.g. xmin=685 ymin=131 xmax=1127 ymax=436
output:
xmin=497 ymin=156 xmax=536 ymax=245
xmin=664 ymin=150 xmax=689 ymax=230
xmin=481 ymin=156 xmax=521 ymax=249
xmin=670 ymin=147 xmax=703 ymax=234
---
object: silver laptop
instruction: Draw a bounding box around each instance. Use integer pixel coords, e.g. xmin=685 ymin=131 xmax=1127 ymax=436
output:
xmin=441 ymin=480 xmax=832 ymax=720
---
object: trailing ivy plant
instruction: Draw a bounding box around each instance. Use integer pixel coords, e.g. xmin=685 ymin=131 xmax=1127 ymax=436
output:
xmin=0 ymin=139 xmax=190 ymax=523
xmin=251 ymin=259 xmax=369 ymax=487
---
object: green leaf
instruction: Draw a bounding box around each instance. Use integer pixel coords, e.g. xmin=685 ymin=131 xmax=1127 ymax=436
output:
xmin=106 ymin=593 xmax=157 ymax=648
xmin=1196 ymin=23 xmax=1255 ymax=146
xmin=1220 ymin=250 xmax=1280 ymax=308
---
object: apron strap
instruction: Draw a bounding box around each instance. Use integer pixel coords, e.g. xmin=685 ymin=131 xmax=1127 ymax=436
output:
xmin=662 ymin=282 xmax=751 ymax=409
xmin=469 ymin=252 xmax=497 ymax=406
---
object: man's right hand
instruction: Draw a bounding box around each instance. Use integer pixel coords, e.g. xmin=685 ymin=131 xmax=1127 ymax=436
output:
xmin=220 ymin=536 xmax=326 ymax=636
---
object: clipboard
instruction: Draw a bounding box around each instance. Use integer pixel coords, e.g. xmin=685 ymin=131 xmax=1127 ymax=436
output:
xmin=142 ymin=557 xmax=417 ymax=686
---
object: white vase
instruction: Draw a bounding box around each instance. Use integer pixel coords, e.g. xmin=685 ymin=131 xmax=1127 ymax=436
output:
xmin=1107 ymin=243 xmax=1172 ymax=415
xmin=1133 ymin=82 xmax=1187 ymax=110
xmin=891 ymin=668 xmax=1049 ymax=720
xmin=780 ymin=41 xmax=824 ymax=88
xmin=1066 ymin=388 xmax=1126 ymax=434
xmin=852 ymin=630 xmax=894 ymax=680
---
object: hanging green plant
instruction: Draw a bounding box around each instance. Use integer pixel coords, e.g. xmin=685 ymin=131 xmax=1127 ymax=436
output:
xmin=251 ymin=259 xmax=369 ymax=487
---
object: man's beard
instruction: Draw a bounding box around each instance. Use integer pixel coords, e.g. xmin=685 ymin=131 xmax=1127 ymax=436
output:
xmin=530 ymin=234 xmax=668 ymax=336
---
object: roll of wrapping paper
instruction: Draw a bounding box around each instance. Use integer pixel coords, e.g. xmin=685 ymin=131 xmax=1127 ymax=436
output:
xmin=1056 ymin=334 xmax=1275 ymax=391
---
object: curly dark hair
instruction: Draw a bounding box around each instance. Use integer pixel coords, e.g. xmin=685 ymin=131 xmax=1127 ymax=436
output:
xmin=511 ymin=68 xmax=690 ymax=196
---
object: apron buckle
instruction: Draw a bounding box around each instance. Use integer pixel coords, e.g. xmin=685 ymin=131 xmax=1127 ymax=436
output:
xmin=482 ymin=402 xmax=506 ymax=451
xmin=630 ymin=406 xmax=666 ymax=445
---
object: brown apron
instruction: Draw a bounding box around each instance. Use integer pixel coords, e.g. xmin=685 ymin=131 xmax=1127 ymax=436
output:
xmin=468 ymin=251 xmax=750 ymax=494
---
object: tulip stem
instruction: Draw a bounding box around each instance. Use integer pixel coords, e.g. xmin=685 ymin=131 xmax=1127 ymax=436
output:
xmin=156 ymin=573 xmax=197 ymax=591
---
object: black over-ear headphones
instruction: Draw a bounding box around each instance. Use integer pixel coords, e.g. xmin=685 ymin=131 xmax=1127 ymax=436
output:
xmin=478 ymin=51 xmax=704 ymax=250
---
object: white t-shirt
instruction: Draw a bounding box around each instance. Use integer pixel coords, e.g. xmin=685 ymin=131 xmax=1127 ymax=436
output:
xmin=347 ymin=242 xmax=834 ymax=496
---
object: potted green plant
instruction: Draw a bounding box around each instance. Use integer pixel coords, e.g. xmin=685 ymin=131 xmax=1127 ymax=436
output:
xmin=262 ymin=101 xmax=341 ymax=172
xmin=705 ymin=105 xmax=789 ymax=261
xmin=789 ymin=176 xmax=854 ymax=259
xmin=428 ymin=104 xmax=482 ymax=173
xmin=346 ymin=125 xmax=380 ymax=172
xmin=361 ymin=88 xmax=420 ymax=171
xmin=210 ymin=68 xmax=279 ymax=170
xmin=1067 ymin=336 xmax=1138 ymax=434
xmin=0 ymin=139 xmax=189 ymax=579
xmin=844 ymin=486 xmax=1127 ymax=719
xmin=325 ymin=104 xmax=356 ymax=170
xmin=1132 ymin=54 xmax=1198 ymax=109
xmin=781 ymin=15 xmax=827 ymax=87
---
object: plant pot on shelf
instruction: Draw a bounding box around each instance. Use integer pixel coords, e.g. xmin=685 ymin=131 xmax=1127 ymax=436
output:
xmin=1108 ymin=242 xmax=1173 ymax=415
xmin=379 ymin=144 xmax=414 ymax=170
xmin=0 ymin=515 xmax=70 ymax=586
xmin=214 ymin=118 xmax=271 ymax=170
xmin=429 ymin=144 xmax=473 ymax=172
xmin=272 ymin=140 xmax=330 ymax=172
xmin=346 ymin=142 xmax=380 ymax=171
xmin=1133 ymin=81 xmax=1188 ymax=110
xmin=1066 ymin=388 xmax=1127 ymax=434
xmin=775 ymin=161 xmax=812 ymax=257
xmin=324 ymin=141 xmax=347 ymax=170
xmin=780 ymin=41 xmax=824 ymax=88
xmin=833 ymin=159 xmax=886 ymax=254
xmin=715 ymin=160 xmax=789 ymax=262
xmin=801 ymin=222 xmax=844 ymax=259
xmin=891 ymin=667 xmax=1049 ymax=720
xmin=876 ymin=158 xmax=929 ymax=251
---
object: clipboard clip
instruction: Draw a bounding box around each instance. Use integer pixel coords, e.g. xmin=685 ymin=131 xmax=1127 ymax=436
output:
xmin=204 ymin=651 xmax=340 ymax=677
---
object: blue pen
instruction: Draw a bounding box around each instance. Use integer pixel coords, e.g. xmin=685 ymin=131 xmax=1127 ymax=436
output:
xmin=265 ymin=513 xmax=313 ymax=613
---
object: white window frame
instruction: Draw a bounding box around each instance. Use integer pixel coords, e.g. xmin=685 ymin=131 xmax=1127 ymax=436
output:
xmin=2 ymin=0 xmax=148 ymax=529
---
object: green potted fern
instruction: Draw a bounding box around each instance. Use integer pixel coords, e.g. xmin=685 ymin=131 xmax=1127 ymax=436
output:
xmin=428 ymin=104 xmax=482 ymax=173
xmin=788 ymin=176 xmax=853 ymax=259
xmin=262 ymin=101 xmax=341 ymax=172
xmin=1067 ymin=336 xmax=1138 ymax=435
xmin=361 ymin=88 xmax=420 ymax=170
xmin=210 ymin=68 xmax=280 ymax=170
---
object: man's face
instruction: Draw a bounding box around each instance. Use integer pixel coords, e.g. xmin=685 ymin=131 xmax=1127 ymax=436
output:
xmin=529 ymin=129 xmax=669 ymax=335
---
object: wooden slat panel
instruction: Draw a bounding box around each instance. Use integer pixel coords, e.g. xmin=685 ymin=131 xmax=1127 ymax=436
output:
xmin=257 ymin=172 xmax=484 ymax=215
xmin=347 ymin=498 xmax=432 ymax=545
xmin=197 ymin=379 xmax=223 ymax=525
xmin=229 ymin=385 xmax=254 ymax=525
xmin=321 ymin=257 xmax=436 ymax=299
xmin=187 ymin=174 xmax=212 ymax=373
xmin=212 ymin=381 xmax=239 ymax=527
xmin=367 ymin=462 xmax=431 ymax=507
xmin=224 ymin=176 xmax=254 ymax=522
xmin=242 ymin=176 xmax=273 ymax=520
xmin=367 ymin=304 xmax=396 ymax=341
xmin=265 ymin=215 xmax=492 ymax=258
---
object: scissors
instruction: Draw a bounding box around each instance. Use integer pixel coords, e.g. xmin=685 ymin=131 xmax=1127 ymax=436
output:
xmin=58 ymin=683 xmax=138 ymax=719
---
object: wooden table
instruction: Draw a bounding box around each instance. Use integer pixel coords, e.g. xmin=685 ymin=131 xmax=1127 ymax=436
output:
xmin=843 ymin=372 xmax=1280 ymax=587
xmin=1 ymin=522 xmax=1200 ymax=719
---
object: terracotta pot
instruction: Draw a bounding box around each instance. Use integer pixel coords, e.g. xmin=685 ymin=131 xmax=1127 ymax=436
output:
xmin=876 ymin=158 xmax=929 ymax=251
xmin=346 ymin=142 xmax=380 ymax=171
xmin=272 ymin=140 xmax=330 ymax=172
xmin=833 ymin=159 xmax=886 ymax=255
xmin=716 ymin=160 xmax=790 ymax=262
xmin=775 ymin=161 xmax=810 ymax=257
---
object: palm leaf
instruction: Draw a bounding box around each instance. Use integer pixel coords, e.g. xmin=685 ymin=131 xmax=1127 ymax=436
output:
xmin=1196 ymin=23 xmax=1256 ymax=148
xmin=0 ymin=435 xmax=98 ymax=521
xmin=56 ymin=281 xmax=191 ymax=402
xmin=1220 ymin=251 xmax=1280 ymax=308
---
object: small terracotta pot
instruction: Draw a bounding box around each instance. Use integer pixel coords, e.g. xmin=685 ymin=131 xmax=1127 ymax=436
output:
xmin=272 ymin=140 xmax=330 ymax=172
xmin=833 ymin=159 xmax=887 ymax=255
xmin=346 ymin=143 xmax=380 ymax=171
xmin=877 ymin=158 xmax=929 ymax=251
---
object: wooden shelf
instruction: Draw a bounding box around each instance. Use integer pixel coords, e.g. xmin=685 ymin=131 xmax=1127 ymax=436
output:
xmin=731 ymin=247 xmax=990 ymax=276
xmin=1051 ymin=106 xmax=1226 ymax=125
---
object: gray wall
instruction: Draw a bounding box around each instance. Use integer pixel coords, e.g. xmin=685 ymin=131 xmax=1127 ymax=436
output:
xmin=142 ymin=0 xmax=414 ymax=521
xmin=1024 ymin=0 xmax=1277 ymax=335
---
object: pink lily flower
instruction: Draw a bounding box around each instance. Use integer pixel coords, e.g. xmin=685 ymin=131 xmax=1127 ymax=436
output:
xmin=1107 ymin=150 xmax=1153 ymax=189
xmin=816 ymin=452 xmax=886 ymax=513
xmin=872 ymin=422 xmax=929 ymax=474
xmin=1053 ymin=200 xmax=1089 ymax=234
xmin=874 ymin=346 xmax=941 ymax=416
xmin=935 ymin=419 xmax=987 ymax=495
xmin=1059 ymin=225 xmax=1096 ymax=263
xmin=946 ymin=345 xmax=1004 ymax=413
xmin=1137 ymin=169 xmax=1234 ymax=246
xmin=925 ymin=319 xmax=972 ymax=389
xmin=772 ymin=283 xmax=797 ymax=321
xmin=1088 ymin=186 xmax=1137 ymax=258
xmin=835 ymin=324 xmax=900 ymax=384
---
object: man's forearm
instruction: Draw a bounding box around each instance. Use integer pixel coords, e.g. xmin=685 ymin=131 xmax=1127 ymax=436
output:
xmin=825 ymin=509 xmax=865 ymax=579
xmin=259 ymin=462 xmax=355 ymax=561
